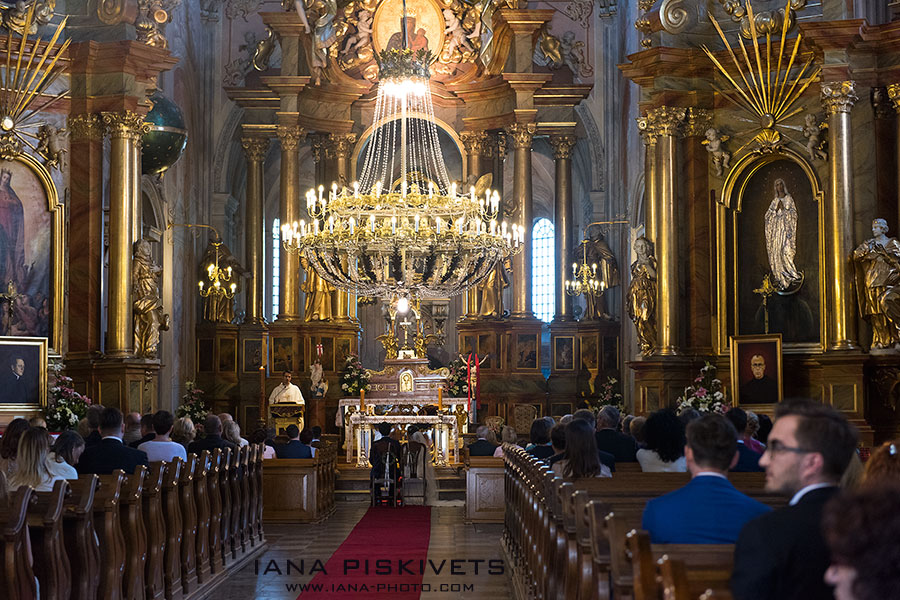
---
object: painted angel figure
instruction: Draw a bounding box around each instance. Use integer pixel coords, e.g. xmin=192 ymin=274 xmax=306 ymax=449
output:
xmin=340 ymin=9 xmax=372 ymax=58
xmin=802 ymin=114 xmax=828 ymax=162
xmin=703 ymin=128 xmax=731 ymax=177
xmin=765 ymin=178 xmax=803 ymax=290
xmin=443 ymin=8 xmax=474 ymax=58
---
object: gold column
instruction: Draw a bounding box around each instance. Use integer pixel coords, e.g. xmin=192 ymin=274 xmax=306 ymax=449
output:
xmin=646 ymin=106 xmax=684 ymax=356
xmin=461 ymin=130 xmax=489 ymax=317
xmin=636 ymin=114 xmax=660 ymax=247
xmin=822 ymin=81 xmax=859 ymax=350
xmin=887 ymin=83 xmax=900 ymax=229
xmin=102 ymin=111 xmax=148 ymax=357
xmin=550 ymin=134 xmax=576 ymax=321
xmin=276 ymin=124 xmax=305 ymax=321
xmin=242 ymin=135 xmax=269 ymax=324
xmin=506 ymin=123 xmax=536 ymax=319
xmin=331 ymin=132 xmax=358 ymax=322
xmin=492 ymin=132 xmax=507 ymax=198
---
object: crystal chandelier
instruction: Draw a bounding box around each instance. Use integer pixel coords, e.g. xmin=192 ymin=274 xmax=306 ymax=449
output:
xmin=565 ymin=240 xmax=603 ymax=298
xmin=198 ymin=240 xmax=236 ymax=300
xmin=281 ymin=23 xmax=521 ymax=301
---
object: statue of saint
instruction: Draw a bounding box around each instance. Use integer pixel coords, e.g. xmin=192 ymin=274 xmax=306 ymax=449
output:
xmin=627 ymin=236 xmax=657 ymax=355
xmin=478 ymin=257 xmax=510 ymax=318
xmin=310 ymin=359 xmax=328 ymax=398
xmin=301 ymin=256 xmax=334 ymax=321
xmin=765 ymin=179 xmax=802 ymax=290
xmin=853 ymin=218 xmax=900 ymax=350
xmin=583 ymin=232 xmax=620 ymax=320
xmin=133 ymin=239 xmax=170 ymax=358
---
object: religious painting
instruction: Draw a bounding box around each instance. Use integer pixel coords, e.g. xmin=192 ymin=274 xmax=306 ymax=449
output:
xmin=580 ymin=335 xmax=598 ymax=371
xmin=242 ymin=339 xmax=262 ymax=373
xmin=372 ymin=0 xmax=445 ymax=55
xmin=515 ymin=333 xmax=538 ymax=370
xmin=272 ymin=337 xmax=293 ymax=373
xmin=737 ymin=159 xmax=820 ymax=344
xmin=217 ymin=338 xmax=236 ymax=373
xmin=478 ymin=333 xmax=496 ymax=370
xmin=197 ymin=338 xmax=214 ymax=372
xmin=0 ymin=157 xmax=56 ymax=343
xmin=336 ymin=337 xmax=353 ymax=368
xmin=321 ymin=337 xmax=334 ymax=372
xmin=730 ymin=334 xmax=783 ymax=405
xmin=459 ymin=334 xmax=475 ymax=357
xmin=0 ymin=336 xmax=46 ymax=407
xmin=602 ymin=336 xmax=619 ymax=372
xmin=553 ymin=336 xmax=575 ymax=371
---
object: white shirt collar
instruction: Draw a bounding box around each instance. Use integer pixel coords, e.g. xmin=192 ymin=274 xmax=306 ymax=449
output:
xmin=694 ymin=471 xmax=728 ymax=480
xmin=789 ymin=482 xmax=833 ymax=506
xmin=101 ymin=435 xmax=123 ymax=442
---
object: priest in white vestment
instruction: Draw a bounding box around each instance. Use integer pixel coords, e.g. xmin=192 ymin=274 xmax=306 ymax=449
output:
xmin=764 ymin=178 xmax=802 ymax=289
xmin=268 ymin=371 xmax=305 ymax=405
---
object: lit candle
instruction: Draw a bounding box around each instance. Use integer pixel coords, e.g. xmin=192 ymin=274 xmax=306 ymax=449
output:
xmin=438 ymin=387 xmax=443 ymax=411
xmin=314 ymin=220 xmax=320 ymax=234
xmin=349 ymin=217 xmax=356 ymax=234
xmin=414 ymin=214 xmax=420 ymax=233
xmin=391 ymin=216 xmax=397 ymax=234
xmin=370 ymin=215 xmax=376 ymax=233
xmin=328 ymin=216 xmax=334 ymax=233
xmin=490 ymin=219 xmax=496 ymax=235
xmin=501 ymin=221 xmax=508 ymax=237
xmin=572 ymin=262 xmax=578 ymax=277
xmin=230 ymin=283 xmax=236 ymax=293
xmin=353 ymin=182 xmax=359 ymax=198
xmin=300 ymin=220 xmax=306 ymax=236
xmin=470 ymin=186 xmax=475 ymax=202
xmin=360 ymin=389 xmax=366 ymax=412
xmin=318 ymin=185 xmax=324 ymax=205
xmin=375 ymin=181 xmax=382 ymax=198
xmin=428 ymin=181 xmax=434 ymax=197
xmin=306 ymin=192 xmax=313 ymax=211
xmin=226 ymin=266 xmax=232 ymax=277
xmin=198 ymin=281 xmax=204 ymax=290
xmin=331 ymin=182 xmax=338 ymax=201
xmin=450 ymin=182 xmax=457 ymax=197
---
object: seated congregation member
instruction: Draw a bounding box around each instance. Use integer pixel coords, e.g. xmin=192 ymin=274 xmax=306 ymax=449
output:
xmin=311 ymin=426 xmax=322 ymax=444
xmin=552 ymin=419 xmax=611 ymax=479
xmin=744 ymin=410 xmax=766 ymax=454
xmin=637 ymin=408 xmax=687 ymax=472
xmin=139 ymin=410 xmax=188 ymax=463
xmin=83 ymin=405 xmax=103 ymax=447
xmin=28 ymin=416 xmax=47 ymax=428
xmin=275 ymin=425 xmax=313 ymax=459
xmin=48 ymin=430 xmax=84 ymax=476
xmin=223 ymin=419 xmax=249 ymax=448
xmin=630 ymin=416 xmax=647 ymax=448
xmin=468 ymin=425 xmax=499 ymax=456
xmin=859 ymin=440 xmax=900 ymax=486
xmin=493 ymin=426 xmax=518 ymax=457
xmin=595 ymin=405 xmax=638 ymax=462
xmin=526 ymin=418 xmax=554 ymax=459
xmin=0 ymin=417 xmax=29 ymax=477
xmin=171 ymin=417 xmax=195 ymax=450
xmin=549 ymin=423 xmax=566 ymax=461
xmin=369 ymin=422 xmax=402 ymax=471
xmin=726 ymin=407 xmax=764 ymax=472
xmin=551 ymin=410 xmax=616 ymax=472
xmin=730 ymin=399 xmax=858 ymax=600
xmin=129 ymin=413 xmax=156 ymax=448
xmin=77 ymin=407 xmax=149 ymax=475
xmin=251 ymin=429 xmax=276 ymax=459
xmin=8 ymin=427 xmax=71 ymax=491
xmin=822 ymin=483 xmax=900 ymax=600
xmin=642 ymin=414 xmax=771 ymax=543
xmin=122 ymin=412 xmax=143 ymax=446
xmin=300 ymin=428 xmax=317 ymax=457
xmin=188 ymin=414 xmax=237 ymax=455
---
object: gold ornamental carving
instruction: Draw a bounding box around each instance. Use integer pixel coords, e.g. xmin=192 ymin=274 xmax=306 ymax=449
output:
xmin=329 ymin=132 xmax=357 ymax=158
xmin=459 ymin=131 xmax=489 ymax=156
xmin=102 ymin=111 xmax=151 ymax=140
xmin=98 ymin=0 xmax=129 ymax=24
xmin=683 ymin=107 xmax=713 ymax=138
xmin=885 ymin=83 xmax=900 ymax=113
xmin=821 ymin=81 xmax=858 ymax=116
xmin=3 ymin=0 xmax=56 ymax=35
xmin=646 ymin=106 xmax=685 ymax=137
xmin=276 ymin=125 xmax=305 ymax=151
xmin=636 ymin=115 xmax=658 ymax=146
xmin=505 ymin=123 xmax=536 ymax=149
xmin=627 ymin=235 xmax=658 ymax=355
xmin=0 ymin=134 xmax=22 ymax=160
xmin=549 ymin=135 xmax=576 ymax=160
xmin=241 ymin=137 xmax=269 ymax=162
xmin=69 ymin=114 xmax=104 ymax=141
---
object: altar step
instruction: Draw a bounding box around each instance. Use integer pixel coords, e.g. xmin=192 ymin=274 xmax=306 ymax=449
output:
xmin=334 ymin=461 xmax=467 ymax=502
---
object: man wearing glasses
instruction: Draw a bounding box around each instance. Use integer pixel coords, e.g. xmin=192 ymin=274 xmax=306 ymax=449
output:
xmin=730 ymin=399 xmax=858 ymax=600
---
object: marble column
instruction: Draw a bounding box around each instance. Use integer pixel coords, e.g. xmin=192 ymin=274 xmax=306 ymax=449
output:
xmin=506 ymin=123 xmax=536 ymax=319
xmin=461 ymin=130 xmax=489 ymax=317
xmin=241 ymin=135 xmax=269 ymax=324
xmin=822 ymin=81 xmax=859 ymax=350
xmin=331 ymin=132 xmax=357 ymax=322
xmin=102 ymin=111 xmax=148 ymax=357
xmin=887 ymin=83 xmax=900 ymax=230
xmin=550 ymin=134 xmax=576 ymax=322
xmin=276 ymin=124 xmax=305 ymax=321
xmin=646 ymin=106 xmax=684 ymax=356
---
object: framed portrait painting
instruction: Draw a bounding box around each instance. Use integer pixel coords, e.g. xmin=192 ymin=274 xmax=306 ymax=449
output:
xmin=0 ymin=336 xmax=47 ymax=408
xmin=272 ymin=337 xmax=293 ymax=373
xmin=242 ymin=339 xmax=262 ymax=373
xmin=730 ymin=334 xmax=783 ymax=405
xmin=515 ymin=333 xmax=538 ymax=370
xmin=553 ymin=336 xmax=575 ymax=371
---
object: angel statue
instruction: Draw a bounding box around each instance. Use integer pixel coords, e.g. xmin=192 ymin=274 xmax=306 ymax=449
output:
xmin=627 ymin=236 xmax=657 ymax=355
xmin=802 ymin=114 xmax=828 ymax=162
xmin=443 ymin=8 xmax=474 ymax=60
xmin=340 ymin=8 xmax=372 ymax=62
xmin=36 ymin=124 xmax=66 ymax=171
xmin=133 ymin=239 xmax=169 ymax=358
xmin=702 ymin=128 xmax=731 ymax=177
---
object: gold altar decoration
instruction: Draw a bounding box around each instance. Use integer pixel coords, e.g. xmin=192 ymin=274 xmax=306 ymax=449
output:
xmin=281 ymin=44 xmax=521 ymax=301
xmin=133 ymin=239 xmax=169 ymax=358
xmin=566 ymin=220 xmax=627 ymax=301
xmin=627 ymin=236 xmax=658 ymax=355
xmin=701 ymin=0 xmax=820 ymax=156
xmin=270 ymin=402 xmax=305 ymax=434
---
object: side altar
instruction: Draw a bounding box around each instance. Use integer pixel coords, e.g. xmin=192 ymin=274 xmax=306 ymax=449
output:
xmin=338 ymin=357 xmax=469 ymax=467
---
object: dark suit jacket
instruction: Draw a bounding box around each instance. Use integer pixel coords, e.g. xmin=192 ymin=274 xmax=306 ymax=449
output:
xmin=595 ymin=429 xmax=638 ymax=462
xmin=528 ymin=444 xmax=555 ymax=460
xmin=549 ymin=449 xmax=616 ymax=472
xmin=84 ymin=430 xmax=102 ymax=448
xmin=369 ymin=437 xmax=403 ymax=474
xmin=643 ymin=475 xmax=772 ymax=544
xmin=731 ymin=486 xmax=839 ymax=600
xmin=76 ymin=437 xmax=149 ymax=475
xmin=468 ymin=439 xmax=499 ymax=456
xmin=187 ymin=434 xmax=236 ymax=456
xmin=0 ymin=372 xmax=27 ymax=403
xmin=129 ymin=433 xmax=155 ymax=449
xmin=731 ymin=443 xmax=764 ymax=472
xmin=275 ymin=439 xmax=313 ymax=459
xmin=740 ymin=376 xmax=778 ymax=404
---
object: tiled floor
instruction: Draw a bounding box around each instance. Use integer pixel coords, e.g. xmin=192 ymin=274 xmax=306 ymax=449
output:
xmin=217 ymin=502 xmax=513 ymax=599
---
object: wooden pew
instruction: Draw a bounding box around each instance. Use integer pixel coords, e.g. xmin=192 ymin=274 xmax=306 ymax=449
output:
xmin=253 ymin=444 xmax=265 ymax=543
xmin=178 ymin=454 xmax=198 ymax=595
xmin=193 ymin=452 xmax=211 ymax=584
xmin=95 ymin=472 xmax=127 ymax=600
xmin=658 ymin=555 xmax=733 ymax=600
xmin=219 ymin=448 xmax=233 ymax=564
xmin=160 ymin=458 xmax=183 ymax=600
xmin=465 ymin=456 xmax=505 ymax=523
xmin=28 ymin=479 xmax=71 ymax=600
xmin=628 ymin=531 xmax=733 ymax=600
xmin=64 ymin=476 xmax=101 ymax=600
xmin=261 ymin=444 xmax=338 ymax=523
xmin=240 ymin=446 xmax=252 ymax=549
xmin=142 ymin=463 xmax=166 ymax=600
xmin=229 ymin=447 xmax=243 ymax=555
xmin=206 ymin=449 xmax=224 ymax=574
xmin=244 ymin=446 xmax=257 ymax=548
xmin=0 ymin=487 xmax=37 ymax=600
xmin=120 ymin=465 xmax=147 ymax=600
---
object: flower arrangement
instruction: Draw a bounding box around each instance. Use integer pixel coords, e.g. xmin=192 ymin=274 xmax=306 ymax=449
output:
xmin=446 ymin=357 xmax=468 ymax=398
xmin=45 ymin=360 xmax=91 ymax=431
xmin=176 ymin=381 xmax=208 ymax=423
xmin=676 ymin=362 xmax=729 ymax=414
xmin=587 ymin=376 xmax=624 ymax=414
xmin=340 ymin=354 xmax=370 ymax=396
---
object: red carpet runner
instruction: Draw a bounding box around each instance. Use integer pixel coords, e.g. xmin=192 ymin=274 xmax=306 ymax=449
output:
xmin=299 ymin=506 xmax=432 ymax=599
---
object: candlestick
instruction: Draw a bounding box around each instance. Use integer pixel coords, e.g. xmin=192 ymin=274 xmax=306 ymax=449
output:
xmin=360 ymin=389 xmax=366 ymax=412
xmin=438 ymin=387 xmax=443 ymax=411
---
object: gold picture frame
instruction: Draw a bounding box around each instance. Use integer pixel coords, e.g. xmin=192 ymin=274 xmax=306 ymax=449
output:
xmin=553 ymin=336 xmax=575 ymax=372
xmin=730 ymin=333 xmax=783 ymax=406
xmin=0 ymin=336 xmax=48 ymax=411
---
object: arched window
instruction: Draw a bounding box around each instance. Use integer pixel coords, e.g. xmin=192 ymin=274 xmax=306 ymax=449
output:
xmin=272 ymin=218 xmax=281 ymax=319
xmin=532 ymin=218 xmax=555 ymax=322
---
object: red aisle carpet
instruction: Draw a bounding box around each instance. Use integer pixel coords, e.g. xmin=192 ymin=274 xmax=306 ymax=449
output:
xmin=299 ymin=506 xmax=432 ymax=599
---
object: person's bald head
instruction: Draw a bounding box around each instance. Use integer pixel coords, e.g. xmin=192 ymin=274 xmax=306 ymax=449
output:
xmin=218 ymin=413 xmax=233 ymax=425
xmin=124 ymin=412 xmax=142 ymax=432
xmin=204 ymin=414 xmax=223 ymax=435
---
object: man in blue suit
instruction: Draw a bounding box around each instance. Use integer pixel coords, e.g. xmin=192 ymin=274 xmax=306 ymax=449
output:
xmin=275 ymin=424 xmax=313 ymax=459
xmin=642 ymin=414 xmax=771 ymax=544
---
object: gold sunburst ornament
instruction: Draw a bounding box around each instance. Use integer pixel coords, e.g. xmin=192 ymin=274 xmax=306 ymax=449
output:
xmin=0 ymin=4 xmax=69 ymax=160
xmin=702 ymin=0 xmax=820 ymax=155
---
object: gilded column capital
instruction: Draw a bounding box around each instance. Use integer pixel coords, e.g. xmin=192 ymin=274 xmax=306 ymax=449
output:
xmin=645 ymin=106 xmax=686 ymax=137
xmin=872 ymin=87 xmax=895 ymax=120
xmin=276 ymin=125 xmax=305 ymax=151
xmin=549 ymin=135 xmax=577 ymax=160
xmin=101 ymin=110 xmax=150 ymax=140
xmin=821 ymin=81 xmax=858 ymax=115
xmin=459 ymin=130 xmax=489 ymax=155
xmin=683 ymin=107 xmax=713 ymax=137
xmin=494 ymin=132 xmax=508 ymax=159
xmin=505 ymin=123 xmax=536 ymax=149
xmin=329 ymin=132 xmax=357 ymax=159
xmin=241 ymin=137 xmax=269 ymax=162
xmin=636 ymin=115 xmax=658 ymax=145
xmin=69 ymin=113 xmax=104 ymax=141
xmin=887 ymin=83 xmax=900 ymax=113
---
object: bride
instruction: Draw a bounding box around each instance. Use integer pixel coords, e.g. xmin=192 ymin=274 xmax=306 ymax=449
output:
xmin=405 ymin=424 xmax=438 ymax=505
xmin=764 ymin=178 xmax=802 ymax=289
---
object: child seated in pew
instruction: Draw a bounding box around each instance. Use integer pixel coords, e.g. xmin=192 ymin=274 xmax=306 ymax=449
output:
xmin=552 ymin=419 xmax=612 ymax=479
xmin=642 ymin=414 xmax=771 ymax=544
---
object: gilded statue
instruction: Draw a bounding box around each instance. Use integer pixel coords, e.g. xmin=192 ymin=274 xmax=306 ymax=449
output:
xmin=199 ymin=238 xmax=242 ymax=324
xmin=339 ymin=8 xmax=373 ymax=65
xmin=765 ymin=178 xmax=802 ymax=290
xmin=36 ymin=125 xmax=66 ymax=171
xmin=132 ymin=239 xmax=169 ymax=359
xmin=853 ymin=218 xmax=900 ymax=350
xmin=301 ymin=255 xmax=334 ymax=321
xmin=250 ymin=27 xmax=277 ymax=71
xmin=1 ymin=0 xmax=55 ymax=36
xmin=376 ymin=331 xmax=399 ymax=360
xmin=582 ymin=232 xmax=619 ymax=320
xmin=478 ymin=257 xmax=510 ymax=318
xmin=627 ymin=236 xmax=657 ymax=355
xmin=802 ymin=114 xmax=828 ymax=162
xmin=702 ymin=128 xmax=731 ymax=177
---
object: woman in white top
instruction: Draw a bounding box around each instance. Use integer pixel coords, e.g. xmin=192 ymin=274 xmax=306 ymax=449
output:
xmin=552 ymin=420 xmax=612 ymax=479
xmin=8 ymin=427 xmax=68 ymax=492
xmin=637 ymin=408 xmax=687 ymax=473
xmin=139 ymin=411 xmax=188 ymax=463
xmin=48 ymin=430 xmax=83 ymax=480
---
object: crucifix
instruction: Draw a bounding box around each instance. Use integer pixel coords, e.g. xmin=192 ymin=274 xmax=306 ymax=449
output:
xmin=0 ymin=280 xmax=21 ymax=325
xmin=753 ymin=274 xmax=777 ymax=334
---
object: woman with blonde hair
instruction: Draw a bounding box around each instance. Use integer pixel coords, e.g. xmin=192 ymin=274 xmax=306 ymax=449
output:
xmin=493 ymin=425 xmax=519 ymax=458
xmin=8 ymin=427 xmax=68 ymax=492
xmin=223 ymin=419 xmax=249 ymax=447
xmin=171 ymin=417 xmax=196 ymax=450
